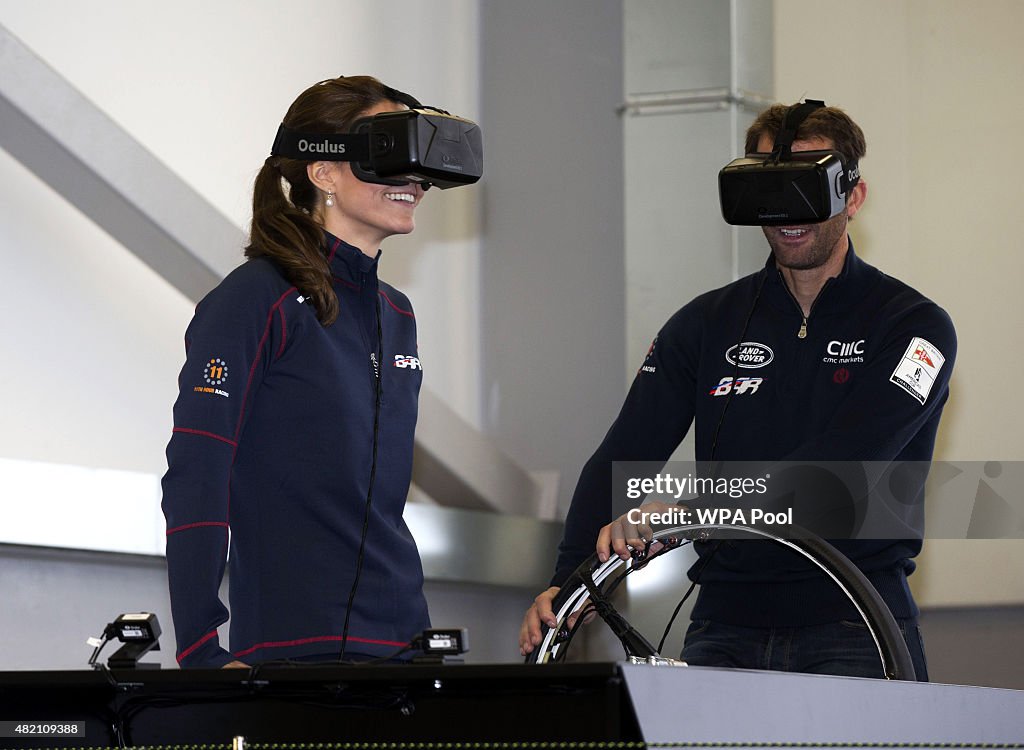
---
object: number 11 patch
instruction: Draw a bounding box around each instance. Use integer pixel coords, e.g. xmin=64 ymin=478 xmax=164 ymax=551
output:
xmin=890 ymin=337 xmax=945 ymax=405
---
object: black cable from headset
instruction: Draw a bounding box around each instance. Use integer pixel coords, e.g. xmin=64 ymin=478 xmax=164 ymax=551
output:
xmin=693 ymin=268 xmax=769 ymax=627
xmin=657 ymin=538 xmax=723 ymax=654
xmin=338 ymin=294 xmax=385 ymax=662
xmin=707 ymin=268 xmax=768 ymax=462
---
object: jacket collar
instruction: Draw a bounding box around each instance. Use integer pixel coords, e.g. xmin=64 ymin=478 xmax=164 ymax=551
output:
xmin=761 ymin=238 xmax=880 ymax=315
xmin=324 ymin=230 xmax=380 ymax=284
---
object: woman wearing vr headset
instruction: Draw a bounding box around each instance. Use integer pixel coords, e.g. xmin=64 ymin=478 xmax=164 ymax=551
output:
xmin=161 ymin=76 xmax=432 ymax=668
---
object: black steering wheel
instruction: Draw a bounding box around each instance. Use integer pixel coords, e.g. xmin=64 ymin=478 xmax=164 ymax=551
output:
xmin=525 ymin=523 xmax=916 ymax=681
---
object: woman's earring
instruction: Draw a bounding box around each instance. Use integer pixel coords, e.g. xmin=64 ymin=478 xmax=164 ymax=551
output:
xmin=325 ymin=191 xmax=335 ymax=208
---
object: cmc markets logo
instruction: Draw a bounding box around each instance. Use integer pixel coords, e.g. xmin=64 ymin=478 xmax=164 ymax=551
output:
xmin=823 ymin=339 xmax=866 ymax=364
xmin=725 ymin=342 xmax=774 ymax=369
xmin=827 ymin=340 xmax=865 ymax=357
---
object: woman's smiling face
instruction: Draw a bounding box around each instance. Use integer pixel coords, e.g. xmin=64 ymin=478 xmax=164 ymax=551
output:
xmin=314 ymin=100 xmax=425 ymax=255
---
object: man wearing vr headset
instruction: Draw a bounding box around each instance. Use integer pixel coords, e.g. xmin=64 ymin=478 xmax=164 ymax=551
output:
xmin=521 ymin=102 xmax=955 ymax=680
xmin=161 ymin=75 xmax=479 ymax=668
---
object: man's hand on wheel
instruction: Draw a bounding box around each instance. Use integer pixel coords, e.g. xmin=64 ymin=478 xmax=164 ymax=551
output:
xmin=597 ymin=501 xmax=681 ymax=562
xmin=523 ymin=501 xmax=684 ymax=656
xmin=520 ymin=586 xmax=560 ymax=656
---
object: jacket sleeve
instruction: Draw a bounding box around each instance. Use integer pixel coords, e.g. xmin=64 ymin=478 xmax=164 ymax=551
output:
xmin=551 ymin=303 xmax=702 ymax=586
xmin=161 ymin=273 xmax=285 ymax=667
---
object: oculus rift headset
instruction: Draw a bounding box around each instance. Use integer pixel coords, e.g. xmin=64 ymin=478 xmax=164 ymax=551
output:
xmin=718 ymin=99 xmax=860 ymax=225
xmin=270 ymin=84 xmax=482 ymax=190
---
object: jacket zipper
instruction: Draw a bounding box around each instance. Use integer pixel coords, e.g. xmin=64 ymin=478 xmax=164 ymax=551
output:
xmin=358 ymin=271 xmax=384 ymax=393
xmin=778 ymin=270 xmax=832 ymax=339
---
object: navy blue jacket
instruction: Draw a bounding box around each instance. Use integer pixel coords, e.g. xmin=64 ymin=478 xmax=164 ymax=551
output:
xmin=554 ymin=244 xmax=956 ymax=626
xmin=162 ymin=233 xmax=430 ymax=667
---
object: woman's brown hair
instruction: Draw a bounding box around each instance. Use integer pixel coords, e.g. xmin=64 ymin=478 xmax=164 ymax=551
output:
xmin=246 ymin=76 xmax=400 ymax=326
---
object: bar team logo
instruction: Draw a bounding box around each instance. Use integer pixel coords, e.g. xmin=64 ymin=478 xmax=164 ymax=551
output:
xmin=394 ymin=354 xmax=422 ymax=370
xmin=710 ymin=376 xmax=764 ymax=396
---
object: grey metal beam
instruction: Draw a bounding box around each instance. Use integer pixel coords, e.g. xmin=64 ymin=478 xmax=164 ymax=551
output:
xmin=617 ymin=86 xmax=774 ymax=116
xmin=414 ymin=391 xmax=545 ymax=516
xmin=0 ymin=24 xmax=237 ymax=300
xmin=0 ymin=22 xmax=547 ymax=520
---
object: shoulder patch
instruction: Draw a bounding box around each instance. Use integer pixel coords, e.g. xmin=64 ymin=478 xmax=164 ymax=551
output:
xmin=889 ymin=337 xmax=945 ymax=405
xmin=638 ymin=336 xmax=658 ymax=374
xmin=192 ymin=357 xmax=231 ymax=398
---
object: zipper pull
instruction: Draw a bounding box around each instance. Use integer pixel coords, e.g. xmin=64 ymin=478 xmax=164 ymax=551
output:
xmin=798 ymin=318 xmax=808 ymax=339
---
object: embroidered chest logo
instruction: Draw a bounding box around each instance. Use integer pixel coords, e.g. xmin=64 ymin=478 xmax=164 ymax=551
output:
xmin=823 ymin=339 xmax=866 ymax=364
xmin=394 ymin=354 xmax=422 ymax=370
xmin=194 ymin=357 xmax=230 ymax=398
xmin=710 ymin=376 xmax=764 ymax=396
xmin=725 ymin=342 xmax=774 ymax=369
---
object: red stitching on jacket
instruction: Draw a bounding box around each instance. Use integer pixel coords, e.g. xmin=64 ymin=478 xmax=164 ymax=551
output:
xmin=327 ymin=235 xmax=342 ymax=264
xmin=166 ymin=521 xmax=229 ymax=536
xmin=233 ymin=288 xmax=296 ymax=443
xmin=379 ymin=289 xmax=414 ymax=318
xmin=177 ymin=630 xmax=218 ymax=662
xmin=172 ymin=427 xmax=237 ymax=447
xmin=277 ymin=306 xmax=287 ymax=359
xmin=232 ymin=634 xmax=409 ymax=658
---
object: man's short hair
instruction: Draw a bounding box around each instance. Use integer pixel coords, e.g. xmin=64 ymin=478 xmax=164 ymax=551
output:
xmin=745 ymin=103 xmax=867 ymax=164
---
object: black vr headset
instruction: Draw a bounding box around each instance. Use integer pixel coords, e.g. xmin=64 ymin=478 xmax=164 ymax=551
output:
xmin=270 ymin=87 xmax=482 ymax=190
xmin=718 ymin=99 xmax=860 ymax=225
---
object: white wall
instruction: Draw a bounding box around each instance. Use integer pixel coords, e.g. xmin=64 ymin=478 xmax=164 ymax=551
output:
xmin=773 ymin=0 xmax=1024 ymax=606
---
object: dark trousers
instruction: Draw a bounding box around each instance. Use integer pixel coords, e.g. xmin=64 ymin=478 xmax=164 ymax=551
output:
xmin=682 ymin=617 xmax=928 ymax=681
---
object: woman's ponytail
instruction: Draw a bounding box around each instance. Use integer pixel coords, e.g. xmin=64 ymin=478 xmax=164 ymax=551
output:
xmin=247 ymin=157 xmax=338 ymax=325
